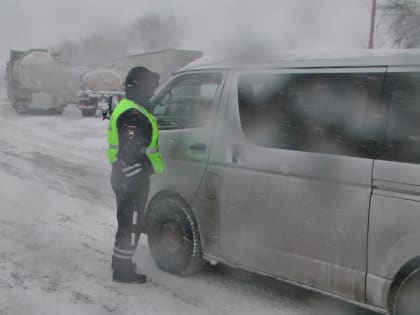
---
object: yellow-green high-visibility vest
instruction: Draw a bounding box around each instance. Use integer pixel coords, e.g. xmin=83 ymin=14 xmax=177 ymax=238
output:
xmin=107 ymin=98 xmax=166 ymax=174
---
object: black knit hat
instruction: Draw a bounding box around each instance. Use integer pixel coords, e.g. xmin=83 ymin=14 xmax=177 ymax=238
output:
xmin=125 ymin=66 xmax=160 ymax=90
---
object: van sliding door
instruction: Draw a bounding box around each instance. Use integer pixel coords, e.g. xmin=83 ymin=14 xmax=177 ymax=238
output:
xmin=368 ymin=67 xmax=420 ymax=307
xmin=219 ymin=68 xmax=386 ymax=301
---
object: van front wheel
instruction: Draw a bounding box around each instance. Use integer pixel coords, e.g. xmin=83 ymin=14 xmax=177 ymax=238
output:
xmin=391 ymin=268 xmax=420 ymax=315
xmin=147 ymin=196 xmax=203 ymax=276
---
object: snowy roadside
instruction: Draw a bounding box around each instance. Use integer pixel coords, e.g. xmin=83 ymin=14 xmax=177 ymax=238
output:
xmin=0 ymin=94 xmax=378 ymax=315
xmin=0 ymin=101 xmax=301 ymax=315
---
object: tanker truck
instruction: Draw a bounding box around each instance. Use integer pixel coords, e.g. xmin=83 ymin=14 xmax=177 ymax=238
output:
xmin=79 ymin=49 xmax=203 ymax=117
xmin=113 ymin=49 xmax=203 ymax=84
xmin=78 ymin=67 xmax=126 ymax=117
xmin=6 ymin=49 xmax=87 ymax=114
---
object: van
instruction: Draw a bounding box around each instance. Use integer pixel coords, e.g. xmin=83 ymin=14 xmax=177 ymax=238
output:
xmin=145 ymin=50 xmax=420 ymax=315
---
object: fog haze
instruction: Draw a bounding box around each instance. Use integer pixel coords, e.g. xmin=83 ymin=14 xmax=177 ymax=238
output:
xmin=0 ymin=2 xmax=404 ymax=315
xmin=0 ymin=0 xmax=374 ymax=72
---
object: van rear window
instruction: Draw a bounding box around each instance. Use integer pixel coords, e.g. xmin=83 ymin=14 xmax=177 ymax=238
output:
xmin=381 ymin=72 xmax=420 ymax=164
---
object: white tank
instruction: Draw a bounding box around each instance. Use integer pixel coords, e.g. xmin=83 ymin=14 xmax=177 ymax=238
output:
xmin=12 ymin=50 xmax=86 ymax=93
xmin=81 ymin=68 xmax=126 ymax=92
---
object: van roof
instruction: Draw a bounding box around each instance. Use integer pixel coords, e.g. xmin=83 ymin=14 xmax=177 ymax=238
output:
xmin=178 ymin=49 xmax=420 ymax=72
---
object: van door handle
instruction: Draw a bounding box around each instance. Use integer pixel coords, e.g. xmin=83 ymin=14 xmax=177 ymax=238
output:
xmin=189 ymin=142 xmax=207 ymax=152
xmin=232 ymin=145 xmax=240 ymax=164
xmin=227 ymin=144 xmax=240 ymax=164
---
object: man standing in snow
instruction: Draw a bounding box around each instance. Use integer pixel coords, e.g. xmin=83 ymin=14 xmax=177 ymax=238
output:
xmin=107 ymin=67 xmax=165 ymax=283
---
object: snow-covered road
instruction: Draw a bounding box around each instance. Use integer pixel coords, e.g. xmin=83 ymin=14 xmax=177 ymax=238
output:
xmin=0 ymin=96 xmax=379 ymax=315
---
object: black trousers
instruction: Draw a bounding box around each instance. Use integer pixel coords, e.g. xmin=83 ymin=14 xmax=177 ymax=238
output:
xmin=110 ymin=163 xmax=150 ymax=273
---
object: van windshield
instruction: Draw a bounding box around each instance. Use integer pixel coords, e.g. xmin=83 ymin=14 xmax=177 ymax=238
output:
xmin=152 ymin=73 xmax=223 ymax=129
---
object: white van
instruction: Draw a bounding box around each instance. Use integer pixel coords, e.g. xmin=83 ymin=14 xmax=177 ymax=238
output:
xmin=146 ymin=50 xmax=420 ymax=315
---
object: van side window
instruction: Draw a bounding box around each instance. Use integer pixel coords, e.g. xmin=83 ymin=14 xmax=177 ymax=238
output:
xmin=238 ymin=72 xmax=384 ymax=158
xmin=152 ymin=73 xmax=223 ymax=129
xmin=382 ymin=72 xmax=420 ymax=164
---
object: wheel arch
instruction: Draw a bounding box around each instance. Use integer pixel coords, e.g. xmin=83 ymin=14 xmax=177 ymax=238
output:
xmin=388 ymin=255 xmax=420 ymax=311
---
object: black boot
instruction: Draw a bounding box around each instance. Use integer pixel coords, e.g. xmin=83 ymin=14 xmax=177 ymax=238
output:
xmin=112 ymin=260 xmax=136 ymax=272
xmin=112 ymin=260 xmax=146 ymax=283
xmin=112 ymin=270 xmax=147 ymax=283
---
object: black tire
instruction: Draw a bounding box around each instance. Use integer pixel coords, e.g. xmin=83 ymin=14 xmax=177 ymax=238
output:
xmin=81 ymin=109 xmax=96 ymax=117
xmin=147 ymin=195 xmax=203 ymax=276
xmin=49 ymin=107 xmax=64 ymax=115
xmin=13 ymin=103 xmax=26 ymax=114
xmin=390 ymin=268 xmax=420 ymax=315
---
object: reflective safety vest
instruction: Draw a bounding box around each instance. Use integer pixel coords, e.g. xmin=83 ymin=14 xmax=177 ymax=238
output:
xmin=107 ymin=98 xmax=166 ymax=174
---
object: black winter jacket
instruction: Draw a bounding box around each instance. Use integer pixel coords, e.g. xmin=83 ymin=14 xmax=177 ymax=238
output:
xmin=116 ymin=107 xmax=153 ymax=174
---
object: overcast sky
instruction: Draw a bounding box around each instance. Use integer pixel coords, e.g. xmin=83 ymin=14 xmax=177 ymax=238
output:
xmin=0 ymin=0 xmax=384 ymax=72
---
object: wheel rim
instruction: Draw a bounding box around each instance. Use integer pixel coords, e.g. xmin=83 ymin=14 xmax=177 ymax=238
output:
xmin=160 ymin=221 xmax=184 ymax=255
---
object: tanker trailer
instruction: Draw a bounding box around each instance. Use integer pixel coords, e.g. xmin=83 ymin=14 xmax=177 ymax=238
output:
xmin=78 ymin=67 xmax=126 ymax=117
xmin=6 ymin=49 xmax=87 ymax=114
xmin=112 ymin=49 xmax=203 ymax=85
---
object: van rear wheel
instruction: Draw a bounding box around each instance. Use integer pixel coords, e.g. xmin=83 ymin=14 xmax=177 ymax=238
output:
xmin=391 ymin=268 xmax=420 ymax=315
xmin=147 ymin=196 xmax=203 ymax=276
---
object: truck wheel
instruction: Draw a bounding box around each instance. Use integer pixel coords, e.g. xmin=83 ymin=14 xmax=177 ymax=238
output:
xmin=147 ymin=196 xmax=203 ymax=276
xmin=13 ymin=104 xmax=26 ymax=114
xmin=81 ymin=109 xmax=96 ymax=117
xmin=391 ymin=268 xmax=420 ymax=315
xmin=49 ymin=107 xmax=64 ymax=115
